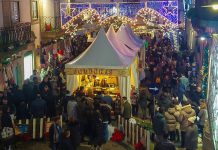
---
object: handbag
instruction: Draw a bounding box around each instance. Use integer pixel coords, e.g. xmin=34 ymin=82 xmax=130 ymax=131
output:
xmin=1 ymin=127 xmax=14 ymax=139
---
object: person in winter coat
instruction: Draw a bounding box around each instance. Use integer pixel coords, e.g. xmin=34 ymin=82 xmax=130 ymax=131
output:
xmin=173 ymin=100 xmax=182 ymax=142
xmin=100 ymin=101 xmax=112 ymax=142
xmin=39 ymin=75 xmax=52 ymax=93
xmin=22 ymin=79 xmax=33 ymax=106
xmin=41 ymin=85 xmax=56 ymax=118
xmin=89 ymin=109 xmax=104 ymax=150
xmin=77 ymin=97 xmax=87 ymax=141
xmin=131 ymin=92 xmax=138 ymax=116
xmin=154 ymin=133 xmax=176 ymax=150
xmin=31 ymin=92 xmax=47 ymax=118
xmin=164 ymin=104 xmax=176 ymax=141
xmin=185 ymin=116 xmax=198 ymax=150
xmin=122 ymin=97 xmax=131 ymax=120
xmin=68 ymin=117 xmax=81 ymax=150
xmin=49 ymin=116 xmax=62 ymax=150
xmin=61 ymin=129 xmax=74 ymax=150
xmin=67 ymin=97 xmax=78 ymax=121
xmin=153 ymin=107 xmax=168 ymax=142
xmin=198 ymin=101 xmax=207 ymax=138
xmin=1 ymin=106 xmax=15 ymax=150
xmin=16 ymin=101 xmax=28 ymax=120
xmin=157 ymin=90 xmax=171 ymax=110
xmin=179 ymin=101 xmax=196 ymax=148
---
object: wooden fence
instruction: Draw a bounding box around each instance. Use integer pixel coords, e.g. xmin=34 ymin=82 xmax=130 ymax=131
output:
xmin=117 ymin=115 xmax=150 ymax=150
xmin=13 ymin=116 xmax=63 ymax=140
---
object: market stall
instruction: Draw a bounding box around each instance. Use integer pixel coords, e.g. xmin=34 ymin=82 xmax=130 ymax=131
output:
xmin=106 ymin=26 xmax=139 ymax=89
xmin=65 ymin=28 xmax=139 ymax=100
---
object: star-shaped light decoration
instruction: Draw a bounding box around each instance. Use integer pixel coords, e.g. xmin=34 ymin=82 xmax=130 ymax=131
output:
xmin=86 ymin=14 xmax=96 ymax=24
xmin=65 ymin=23 xmax=78 ymax=36
xmin=163 ymin=2 xmax=177 ymax=16
xmin=62 ymin=4 xmax=76 ymax=18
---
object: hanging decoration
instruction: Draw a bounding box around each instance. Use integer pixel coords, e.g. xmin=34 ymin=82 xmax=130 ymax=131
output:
xmin=201 ymin=47 xmax=209 ymax=98
xmin=61 ymin=1 xmax=179 ymax=28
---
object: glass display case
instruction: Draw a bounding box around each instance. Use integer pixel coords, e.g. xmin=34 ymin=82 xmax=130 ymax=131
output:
xmin=207 ymin=35 xmax=218 ymax=149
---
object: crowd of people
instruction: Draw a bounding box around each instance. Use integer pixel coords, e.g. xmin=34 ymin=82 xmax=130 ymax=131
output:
xmin=0 ymin=30 xmax=207 ymax=150
xmin=130 ymin=32 xmax=207 ymax=150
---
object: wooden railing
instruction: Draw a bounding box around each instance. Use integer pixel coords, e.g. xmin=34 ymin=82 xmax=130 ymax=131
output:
xmin=0 ymin=22 xmax=31 ymax=49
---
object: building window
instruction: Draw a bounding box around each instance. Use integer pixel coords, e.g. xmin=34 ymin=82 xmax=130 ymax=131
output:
xmin=11 ymin=1 xmax=20 ymax=24
xmin=32 ymin=0 xmax=38 ymax=20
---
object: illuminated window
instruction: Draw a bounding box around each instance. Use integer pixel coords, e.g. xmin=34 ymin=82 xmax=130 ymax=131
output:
xmin=32 ymin=0 xmax=38 ymax=20
xmin=11 ymin=1 xmax=20 ymax=24
xmin=24 ymin=52 xmax=33 ymax=80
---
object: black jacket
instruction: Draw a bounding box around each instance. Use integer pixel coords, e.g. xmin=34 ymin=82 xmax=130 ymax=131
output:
xmin=61 ymin=138 xmax=74 ymax=150
xmin=68 ymin=121 xmax=81 ymax=148
xmin=31 ymin=97 xmax=47 ymax=118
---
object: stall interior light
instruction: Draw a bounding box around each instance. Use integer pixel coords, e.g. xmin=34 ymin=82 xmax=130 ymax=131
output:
xmin=212 ymin=5 xmax=218 ymax=10
xmin=200 ymin=37 xmax=206 ymax=41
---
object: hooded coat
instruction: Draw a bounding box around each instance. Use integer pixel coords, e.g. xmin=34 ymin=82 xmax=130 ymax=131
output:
xmin=165 ymin=108 xmax=176 ymax=131
xmin=179 ymin=104 xmax=196 ymax=131
xmin=185 ymin=124 xmax=198 ymax=150
xmin=153 ymin=112 xmax=167 ymax=135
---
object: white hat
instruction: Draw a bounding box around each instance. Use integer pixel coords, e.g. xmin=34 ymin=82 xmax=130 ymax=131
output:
xmin=188 ymin=116 xmax=196 ymax=124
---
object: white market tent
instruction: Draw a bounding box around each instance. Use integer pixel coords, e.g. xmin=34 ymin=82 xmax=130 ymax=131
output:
xmin=65 ymin=28 xmax=139 ymax=100
xmin=117 ymin=25 xmax=146 ymax=80
xmin=106 ymin=26 xmax=139 ymax=89
xmin=116 ymin=25 xmax=141 ymax=52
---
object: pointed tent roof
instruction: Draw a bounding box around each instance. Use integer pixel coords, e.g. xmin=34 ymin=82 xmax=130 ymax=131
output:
xmin=125 ymin=25 xmax=144 ymax=47
xmin=65 ymin=28 xmax=130 ymax=69
xmin=106 ymin=25 xmax=137 ymax=58
xmin=117 ymin=25 xmax=141 ymax=51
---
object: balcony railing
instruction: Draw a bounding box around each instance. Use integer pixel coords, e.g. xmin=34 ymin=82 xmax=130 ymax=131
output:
xmin=0 ymin=22 xmax=32 ymax=49
xmin=40 ymin=16 xmax=62 ymax=32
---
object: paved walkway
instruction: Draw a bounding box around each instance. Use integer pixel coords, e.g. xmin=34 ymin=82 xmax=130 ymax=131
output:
xmin=15 ymin=141 xmax=133 ymax=150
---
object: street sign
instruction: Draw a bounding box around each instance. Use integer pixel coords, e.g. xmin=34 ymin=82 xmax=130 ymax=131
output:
xmin=148 ymin=83 xmax=160 ymax=96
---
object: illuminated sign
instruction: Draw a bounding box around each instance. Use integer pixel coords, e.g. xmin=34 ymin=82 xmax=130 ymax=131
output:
xmin=65 ymin=68 xmax=129 ymax=76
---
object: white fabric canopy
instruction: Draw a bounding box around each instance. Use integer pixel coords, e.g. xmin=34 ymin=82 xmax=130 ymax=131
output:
xmin=125 ymin=25 xmax=144 ymax=47
xmin=65 ymin=28 xmax=130 ymax=69
xmin=67 ymin=75 xmax=80 ymax=94
xmin=106 ymin=26 xmax=137 ymax=58
xmin=117 ymin=25 xmax=141 ymax=52
xmin=118 ymin=76 xmax=131 ymax=101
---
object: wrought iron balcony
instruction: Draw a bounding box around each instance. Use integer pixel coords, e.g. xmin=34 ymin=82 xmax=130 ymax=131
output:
xmin=0 ymin=22 xmax=32 ymax=50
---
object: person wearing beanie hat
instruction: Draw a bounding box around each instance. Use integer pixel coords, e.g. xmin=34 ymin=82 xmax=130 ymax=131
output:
xmin=185 ymin=116 xmax=198 ymax=150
